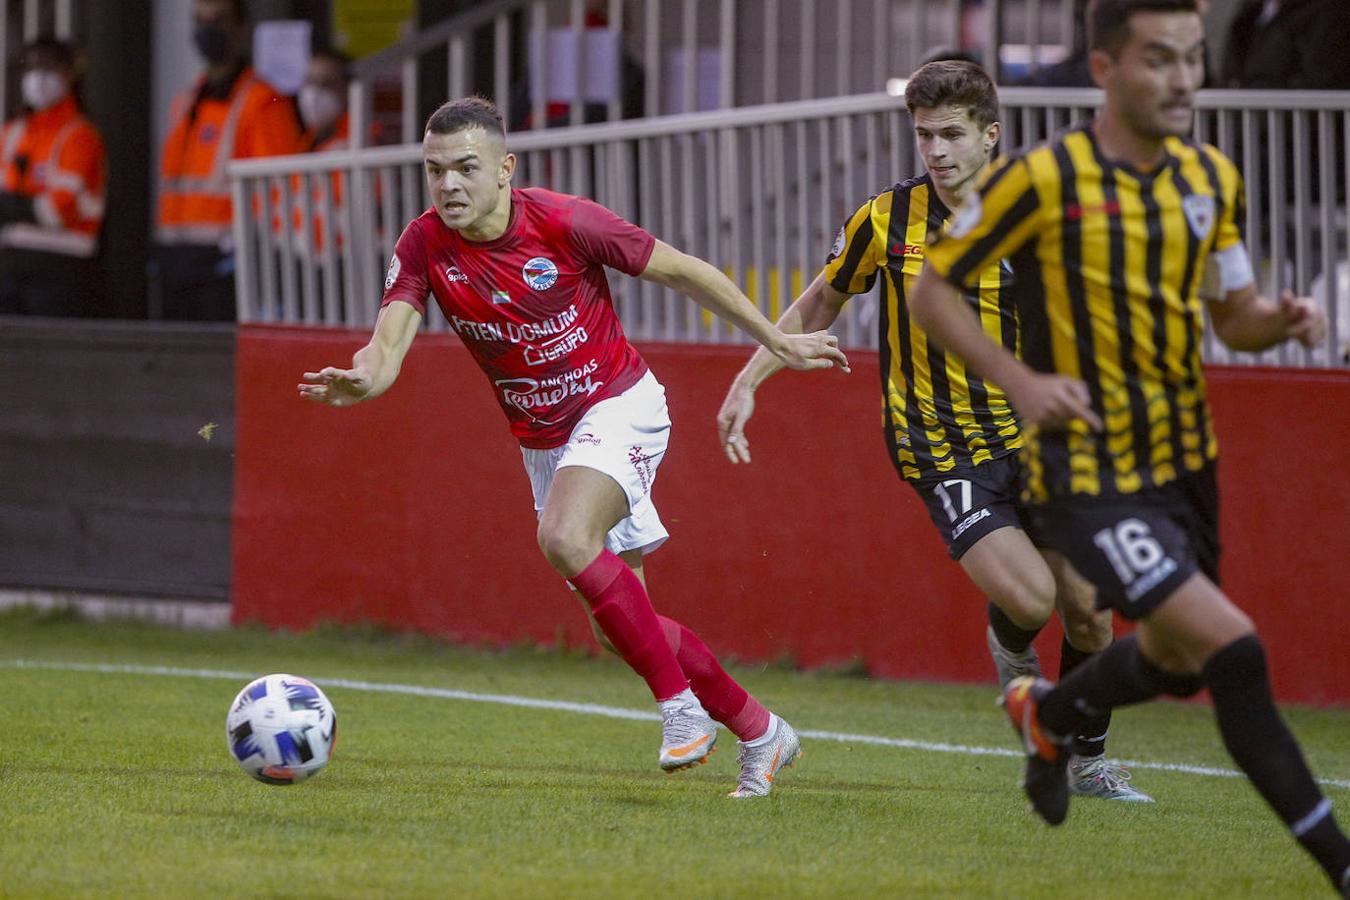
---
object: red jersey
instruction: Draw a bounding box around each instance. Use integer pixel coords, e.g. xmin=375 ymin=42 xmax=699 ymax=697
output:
xmin=382 ymin=187 xmax=656 ymax=448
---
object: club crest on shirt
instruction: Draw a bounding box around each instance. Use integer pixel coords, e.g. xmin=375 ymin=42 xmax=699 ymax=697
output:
xmin=831 ymin=227 xmax=846 ymax=259
xmin=384 ymin=254 xmax=401 ymax=290
xmin=522 ymin=256 xmax=559 ymax=291
xmin=1182 ymin=194 xmax=1215 ymax=240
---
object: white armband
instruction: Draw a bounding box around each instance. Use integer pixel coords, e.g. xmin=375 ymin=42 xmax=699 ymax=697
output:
xmin=1212 ymin=243 xmax=1255 ymax=298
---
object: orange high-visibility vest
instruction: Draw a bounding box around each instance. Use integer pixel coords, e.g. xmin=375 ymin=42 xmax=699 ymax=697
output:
xmin=0 ymin=95 xmax=106 ymax=258
xmin=294 ymin=111 xmax=350 ymax=255
xmin=157 ymin=67 xmax=301 ymax=250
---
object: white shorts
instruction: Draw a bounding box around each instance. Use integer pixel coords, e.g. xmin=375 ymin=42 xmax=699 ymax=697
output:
xmin=521 ymin=370 xmax=671 ymax=556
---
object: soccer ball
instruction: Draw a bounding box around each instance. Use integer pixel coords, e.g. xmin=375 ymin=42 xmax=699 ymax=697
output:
xmin=226 ymin=673 xmax=337 ymax=784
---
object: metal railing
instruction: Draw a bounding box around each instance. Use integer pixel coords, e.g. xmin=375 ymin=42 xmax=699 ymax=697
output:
xmin=348 ymin=0 xmax=1079 ymax=146
xmin=346 ymin=0 xmax=1283 ymax=142
xmin=232 ymin=87 xmax=1350 ymax=368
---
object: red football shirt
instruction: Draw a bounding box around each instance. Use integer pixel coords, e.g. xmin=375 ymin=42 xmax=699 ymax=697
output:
xmin=382 ymin=187 xmax=656 ymax=448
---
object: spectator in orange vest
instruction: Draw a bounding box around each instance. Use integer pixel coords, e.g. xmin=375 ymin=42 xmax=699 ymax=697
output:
xmin=298 ymin=50 xmax=351 ymax=154
xmin=290 ymin=49 xmax=354 ymax=317
xmin=0 ymin=37 xmax=106 ymax=317
xmin=154 ymin=0 xmax=302 ymax=321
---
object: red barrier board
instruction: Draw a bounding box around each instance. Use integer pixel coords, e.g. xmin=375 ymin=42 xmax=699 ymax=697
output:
xmin=233 ymin=325 xmax=1350 ymax=705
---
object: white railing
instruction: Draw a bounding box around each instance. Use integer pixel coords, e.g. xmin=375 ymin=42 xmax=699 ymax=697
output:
xmin=348 ymin=0 xmax=1080 ymax=146
xmin=232 ymin=87 xmax=1350 ymax=368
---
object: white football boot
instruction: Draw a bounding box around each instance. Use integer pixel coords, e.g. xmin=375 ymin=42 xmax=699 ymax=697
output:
xmin=658 ymin=689 xmax=718 ymax=771
xmin=728 ymin=715 xmax=802 ymax=798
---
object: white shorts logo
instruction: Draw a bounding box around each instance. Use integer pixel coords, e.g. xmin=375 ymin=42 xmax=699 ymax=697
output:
xmin=384 ymin=254 xmax=402 ymax=290
xmin=522 ymin=257 xmax=559 ymax=291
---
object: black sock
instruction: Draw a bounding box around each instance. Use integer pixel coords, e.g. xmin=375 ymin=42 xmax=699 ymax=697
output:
xmin=1204 ymin=635 xmax=1350 ymax=887
xmin=1039 ymin=635 xmax=1203 ymax=738
xmin=1060 ymin=637 xmax=1111 ymax=758
xmin=987 ymin=601 xmax=1040 ymax=654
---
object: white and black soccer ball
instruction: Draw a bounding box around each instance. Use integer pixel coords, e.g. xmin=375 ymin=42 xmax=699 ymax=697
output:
xmin=226 ymin=674 xmax=337 ymax=784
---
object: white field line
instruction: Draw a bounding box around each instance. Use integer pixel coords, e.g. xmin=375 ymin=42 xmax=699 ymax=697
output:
xmin=5 ymin=659 xmax=1348 ymax=792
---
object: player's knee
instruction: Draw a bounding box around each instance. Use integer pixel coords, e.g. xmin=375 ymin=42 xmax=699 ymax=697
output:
xmin=989 ymin=568 xmax=1056 ymax=628
xmin=536 ymin=523 xmax=602 ymax=576
xmin=1062 ymin=608 xmax=1112 ymax=653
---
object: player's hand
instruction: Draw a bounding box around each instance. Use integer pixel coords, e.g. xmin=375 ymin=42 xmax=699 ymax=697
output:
xmin=298 ymin=366 xmax=375 ymax=407
xmin=1279 ymin=290 xmax=1327 ymax=348
xmin=773 ymin=330 xmax=851 ymax=373
xmin=1007 ymin=372 xmax=1104 ymax=432
xmin=717 ymin=381 xmax=756 ymax=464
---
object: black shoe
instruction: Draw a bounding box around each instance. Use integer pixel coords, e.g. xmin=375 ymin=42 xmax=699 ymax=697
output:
xmin=1023 ymin=745 xmax=1072 ymax=825
xmin=1002 ymin=677 xmax=1071 ymax=826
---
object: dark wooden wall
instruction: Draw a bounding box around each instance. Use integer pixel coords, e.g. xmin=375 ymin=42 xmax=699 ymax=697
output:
xmin=0 ymin=318 xmax=235 ymax=598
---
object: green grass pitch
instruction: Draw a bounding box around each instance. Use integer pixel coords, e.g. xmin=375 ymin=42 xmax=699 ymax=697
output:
xmin=1 ymin=607 xmax=1347 ymax=898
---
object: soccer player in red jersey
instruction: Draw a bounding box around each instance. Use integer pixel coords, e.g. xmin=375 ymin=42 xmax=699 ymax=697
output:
xmin=299 ymin=97 xmax=847 ymax=797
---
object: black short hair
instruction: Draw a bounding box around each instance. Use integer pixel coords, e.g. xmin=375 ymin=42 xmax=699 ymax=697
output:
xmin=23 ymin=36 xmax=75 ymax=70
xmin=920 ymin=48 xmax=984 ymax=68
xmin=1090 ymin=0 xmax=1198 ymax=57
xmin=904 ymin=60 xmax=999 ymax=129
xmin=425 ymin=96 xmax=506 ymax=140
xmin=310 ymin=48 xmax=352 ymax=81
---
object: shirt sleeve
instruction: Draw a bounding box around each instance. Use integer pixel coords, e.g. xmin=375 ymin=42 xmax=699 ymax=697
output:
xmin=925 ymin=156 xmax=1043 ymax=290
xmin=41 ymin=121 xmax=106 ymax=231
xmin=567 ymin=196 xmax=657 ymax=276
xmin=1207 ymin=145 xmax=1245 ymax=253
xmin=822 ymin=197 xmax=884 ymax=295
xmin=381 ymin=218 xmax=431 ymax=313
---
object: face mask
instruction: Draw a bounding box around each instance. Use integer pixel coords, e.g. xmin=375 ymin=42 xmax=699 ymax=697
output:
xmin=298 ymin=85 xmax=343 ymax=132
xmin=21 ymin=70 xmax=68 ymax=111
xmin=193 ymin=23 xmax=232 ymax=65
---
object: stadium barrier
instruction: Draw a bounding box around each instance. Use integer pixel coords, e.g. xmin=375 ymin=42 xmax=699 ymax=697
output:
xmin=346 ymin=0 xmax=1050 ymax=145
xmin=232 ymin=327 xmax=1350 ymax=706
xmin=0 ymin=318 xmax=234 ymax=599
xmin=231 ymin=88 xmax=1350 ymax=367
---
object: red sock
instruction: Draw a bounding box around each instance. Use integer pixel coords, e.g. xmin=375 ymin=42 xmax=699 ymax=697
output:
xmin=571 ymin=550 xmax=689 ymax=701
xmin=658 ymin=615 xmax=770 ymax=742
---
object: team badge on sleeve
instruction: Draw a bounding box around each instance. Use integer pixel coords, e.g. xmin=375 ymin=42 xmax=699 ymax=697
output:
xmin=385 ymin=254 xmax=402 ymax=290
xmin=522 ymin=257 xmax=560 ymax=291
xmin=830 ymin=227 xmax=846 ymax=259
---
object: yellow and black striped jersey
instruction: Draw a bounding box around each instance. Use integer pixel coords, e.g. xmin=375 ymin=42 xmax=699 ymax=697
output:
xmin=926 ymin=124 xmax=1244 ymax=502
xmin=824 ymin=173 xmax=1021 ymax=480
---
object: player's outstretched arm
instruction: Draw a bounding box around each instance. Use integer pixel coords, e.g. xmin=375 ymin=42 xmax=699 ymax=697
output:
xmin=717 ymin=271 xmax=852 ymax=464
xmin=910 ymin=267 xmax=1102 ymax=432
xmin=298 ymin=300 xmax=423 ymax=407
xmin=639 ymin=240 xmax=850 ymax=373
xmin=1206 ymin=284 xmax=1328 ymax=353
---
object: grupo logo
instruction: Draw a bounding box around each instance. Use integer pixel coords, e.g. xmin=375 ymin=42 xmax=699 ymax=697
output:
xmin=522 ymin=256 xmax=559 ymax=291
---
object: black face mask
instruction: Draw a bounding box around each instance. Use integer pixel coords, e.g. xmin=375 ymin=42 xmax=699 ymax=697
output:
xmin=193 ymin=23 xmax=233 ymax=64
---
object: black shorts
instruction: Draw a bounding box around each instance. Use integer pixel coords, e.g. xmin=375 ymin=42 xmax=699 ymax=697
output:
xmin=1027 ymin=466 xmax=1220 ymax=620
xmin=909 ymin=455 xmax=1029 ymax=560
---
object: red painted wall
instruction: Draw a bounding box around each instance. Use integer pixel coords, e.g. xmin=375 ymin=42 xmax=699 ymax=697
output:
xmin=233 ymin=325 xmax=1350 ymax=705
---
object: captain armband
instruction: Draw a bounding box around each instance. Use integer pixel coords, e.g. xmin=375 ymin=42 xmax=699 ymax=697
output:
xmin=1200 ymin=243 xmax=1255 ymax=301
